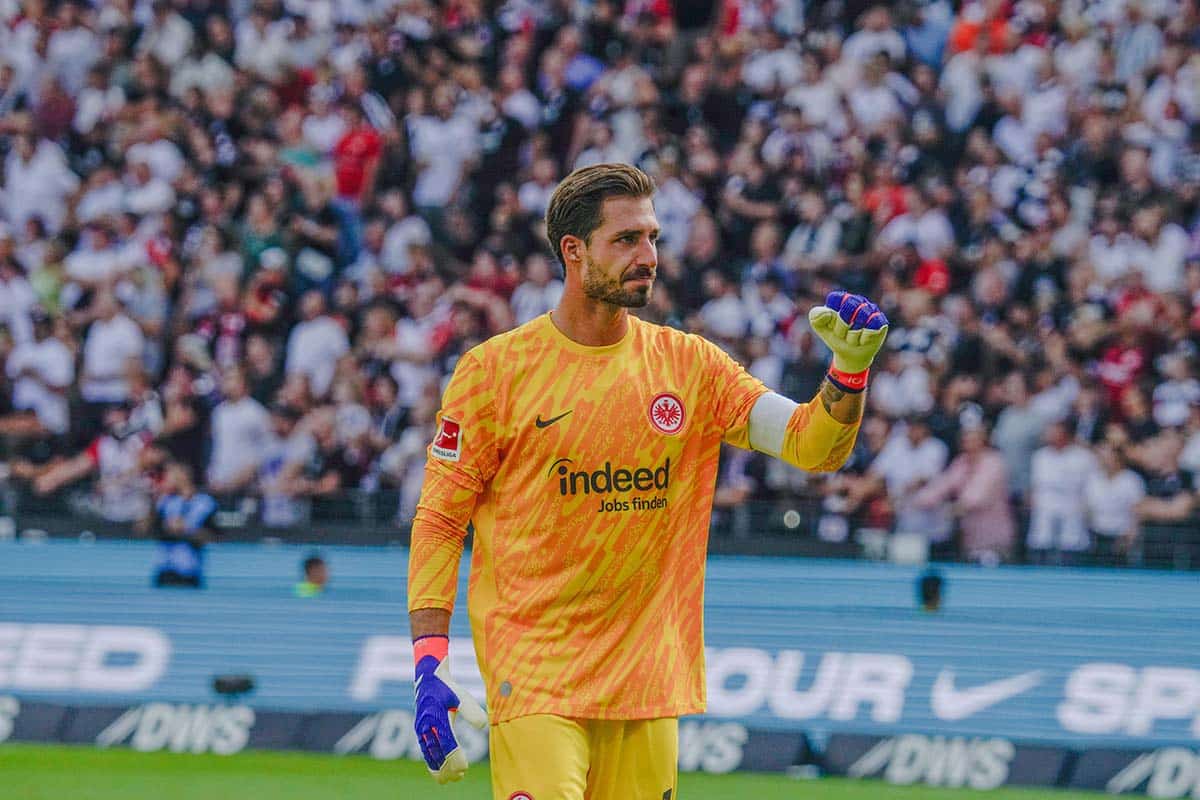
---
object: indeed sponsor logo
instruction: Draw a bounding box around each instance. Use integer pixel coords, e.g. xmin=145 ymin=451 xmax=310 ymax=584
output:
xmin=549 ymin=458 xmax=671 ymax=495
xmin=549 ymin=458 xmax=670 ymax=513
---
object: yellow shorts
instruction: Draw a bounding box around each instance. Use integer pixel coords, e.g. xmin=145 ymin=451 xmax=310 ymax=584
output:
xmin=489 ymin=714 xmax=678 ymax=800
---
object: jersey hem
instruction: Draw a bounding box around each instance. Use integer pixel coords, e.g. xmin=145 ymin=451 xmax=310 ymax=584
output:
xmin=488 ymin=701 xmax=706 ymax=725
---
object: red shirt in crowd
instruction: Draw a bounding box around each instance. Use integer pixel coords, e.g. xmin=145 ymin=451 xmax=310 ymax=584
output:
xmin=333 ymin=124 xmax=382 ymax=201
xmin=1097 ymin=342 xmax=1147 ymax=408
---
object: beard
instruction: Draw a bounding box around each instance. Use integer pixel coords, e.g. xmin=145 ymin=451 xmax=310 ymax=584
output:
xmin=581 ymin=256 xmax=654 ymax=308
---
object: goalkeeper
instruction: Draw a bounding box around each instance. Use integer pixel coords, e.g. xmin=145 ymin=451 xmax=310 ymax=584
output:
xmin=407 ymin=163 xmax=887 ymax=799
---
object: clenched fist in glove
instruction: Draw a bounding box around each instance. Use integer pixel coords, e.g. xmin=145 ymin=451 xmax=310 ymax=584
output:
xmin=809 ymin=291 xmax=889 ymax=392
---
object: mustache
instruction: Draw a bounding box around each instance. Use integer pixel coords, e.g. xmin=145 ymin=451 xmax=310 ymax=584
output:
xmin=624 ymin=267 xmax=656 ymax=281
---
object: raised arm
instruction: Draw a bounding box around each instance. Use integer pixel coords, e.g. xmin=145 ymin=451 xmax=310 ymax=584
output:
xmin=722 ymin=292 xmax=887 ymax=472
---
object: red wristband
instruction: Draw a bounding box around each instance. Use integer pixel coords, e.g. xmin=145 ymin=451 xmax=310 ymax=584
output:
xmin=413 ymin=634 xmax=449 ymax=664
xmin=827 ymin=366 xmax=869 ymax=393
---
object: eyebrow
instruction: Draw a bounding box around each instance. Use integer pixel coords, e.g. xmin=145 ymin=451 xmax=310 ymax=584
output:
xmin=611 ymin=228 xmax=661 ymax=239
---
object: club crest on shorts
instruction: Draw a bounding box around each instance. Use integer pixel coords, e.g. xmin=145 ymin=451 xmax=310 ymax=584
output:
xmin=648 ymin=392 xmax=685 ymax=434
xmin=431 ymin=417 xmax=462 ymax=461
xmin=507 ymin=793 xmax=534 ymax=800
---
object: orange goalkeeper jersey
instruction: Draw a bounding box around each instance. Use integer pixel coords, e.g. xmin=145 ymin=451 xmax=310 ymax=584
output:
xmin=407 ymin=313 xmax=859 ymax=722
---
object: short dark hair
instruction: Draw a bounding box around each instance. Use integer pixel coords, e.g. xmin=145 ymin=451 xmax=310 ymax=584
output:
xmin=545 ymin=163 xmax=656 ymax=266
xmin=303 ymin=554 xmax=325 ymax=576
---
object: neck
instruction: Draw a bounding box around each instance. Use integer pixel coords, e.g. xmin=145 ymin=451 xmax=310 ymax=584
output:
xmin=551 ymin=289 xmax=629 ymax=347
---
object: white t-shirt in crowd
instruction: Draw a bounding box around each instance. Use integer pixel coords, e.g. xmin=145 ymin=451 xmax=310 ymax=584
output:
xmin=208 ymin=396 xmax=271 ymax=487
xmin=87 ymin=432 xmax=151 ymax=522
xmin=784 ymin=80 xmax=846 ymax=134
xmin=502 ymin=88 xmax=542 ymax=130
xmin=1128 ymin=223 xmax=1190 ymax=293
xmin=1085 ymin=469 xmax=1146 ymax=537
xmin=3 ymin=140 xmax=81 ymax=233
xmin=510 ymin=280 xmax=563 ymax=325
xmin=302 ymin=111 xmax=346 ymax=155
xmin=872 ymin=429 xmax=951 ymax=539
xmin=653 ymin=177 xmax=702 ymax=259
xmin=258 ymin=431 xmax=317 ymax=527
xmin=1153 ymin=378 xmax=1200 ymax=428
xmin=0 ymin=275 xmax=36 ymax=344
xmin=124 ymin=175 xmax=175 ymax=216
xmin=517 ymin=180 xmax=555 ymax=218
xmin=877 ymin=209 xmax=956 ymax=260
xmin=842 ymin=28 xmax=906 ymax=64
xmin=700 ymin=294 xmax=750 ymax=340
xmin=871 ymin=431 xmax=949 ymax=499
xmin=846 ymin=83 xmax=902 ymax=133
xmin=126 ymin=139 xmax=185 ymax=183
xmin=1028 ymin=444 xmax=1097 ymax=551
xmin=381 ymin=215 xmax=432 ymax=274
xmin=66 ymin=245 xmax=128 ymax=285
xmin=1089 ymin=233 xmax=1135 ymax=282
xmin=390 ymin=316 xmax=437 ymax=409
xmin=285 ymin=315 xmax=350 ymax=398
xmin=81 ymin=313 xmax=145 ymax=402
xmin=870 ymin=364 xmax=935 ymax=418
xmin=408 ymin=113 xmax=479 ymax=207
xmin=6 ymin=337 xmax=74 ymax=433
xmin=75 ymin=178 xmax=127 ymax=222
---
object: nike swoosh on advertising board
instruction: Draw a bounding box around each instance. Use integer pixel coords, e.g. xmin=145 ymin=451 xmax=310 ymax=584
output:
xmin=931 ymin=668 xmax=1043 ymax=721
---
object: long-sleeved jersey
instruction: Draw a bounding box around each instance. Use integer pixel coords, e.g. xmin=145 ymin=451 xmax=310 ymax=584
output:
xmin=408 ymin=313 xmax=859 ymax=722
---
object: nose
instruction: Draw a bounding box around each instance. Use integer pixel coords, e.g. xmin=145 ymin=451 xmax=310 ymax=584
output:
xmin=636 ymin=236 xmax=657 ymax=269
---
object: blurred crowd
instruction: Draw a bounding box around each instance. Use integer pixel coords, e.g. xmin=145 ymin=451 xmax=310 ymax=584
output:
xmin=0 ymin=0 xmax=1198 ymax=566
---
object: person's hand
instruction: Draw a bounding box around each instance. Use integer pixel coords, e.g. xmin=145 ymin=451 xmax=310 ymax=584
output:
xmin=413 ymin=636 xmax=488 ymax=784
xmin=809 ymin=291 xmax=889 ymax=374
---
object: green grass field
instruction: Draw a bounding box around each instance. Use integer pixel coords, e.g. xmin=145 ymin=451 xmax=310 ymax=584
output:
xmin=0 ymin=744 xmax=1110 ymax=799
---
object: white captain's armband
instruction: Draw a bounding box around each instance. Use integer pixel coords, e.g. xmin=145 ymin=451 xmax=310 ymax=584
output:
xmin=747 ymin=391 xmax=799 ymax=458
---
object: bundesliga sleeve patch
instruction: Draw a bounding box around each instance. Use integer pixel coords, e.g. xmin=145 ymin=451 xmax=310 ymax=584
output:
xmin=431 ymin=418 xmax=462 ymax=461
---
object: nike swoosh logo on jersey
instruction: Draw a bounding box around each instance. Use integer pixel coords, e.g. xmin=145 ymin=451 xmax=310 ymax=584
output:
xmin=931 ymin=668 xmax=1043 ymax=721
xmin=535 ymin=411 xmax=572 ymax=428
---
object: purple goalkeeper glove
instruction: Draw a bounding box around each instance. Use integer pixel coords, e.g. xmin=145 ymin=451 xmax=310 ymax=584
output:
xmin=413 ymin=635 xmax=488 ymax=784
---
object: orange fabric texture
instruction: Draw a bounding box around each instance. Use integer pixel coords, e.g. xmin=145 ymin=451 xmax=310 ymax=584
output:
xmin=407 ymin=314 xmax=859 ymax=722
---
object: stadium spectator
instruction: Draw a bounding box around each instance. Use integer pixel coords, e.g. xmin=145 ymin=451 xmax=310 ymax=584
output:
xmin=914 ymin=424 xmax=1015 ymax=564
xmin=849 ymin=416 xmax=950 ymax=546
xmin=1028 ymin=421 xmax=1098 ymax=564
xmin=79 ymin=291 xmax=145 ymax=414
xmin=295 ymin=552 xmax=329 ymax=597
xmin=284 ymin=291 xmax=350 ymax=400
xmin=0 ymin=308 xmax=72 ymax=440
xmin=1085 ymin=442 xmax=1147 ymax=566
xmin=207 ymin=365 xmax=270 ymax=495
xmin=148 ymin=460 xmax=217 ymax=589
xmin=32 ymin=401 xmax=152 ymax=523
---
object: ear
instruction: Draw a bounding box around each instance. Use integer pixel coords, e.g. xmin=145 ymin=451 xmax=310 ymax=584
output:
xmin=560 ymin=234 xmax=585 ymax=268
